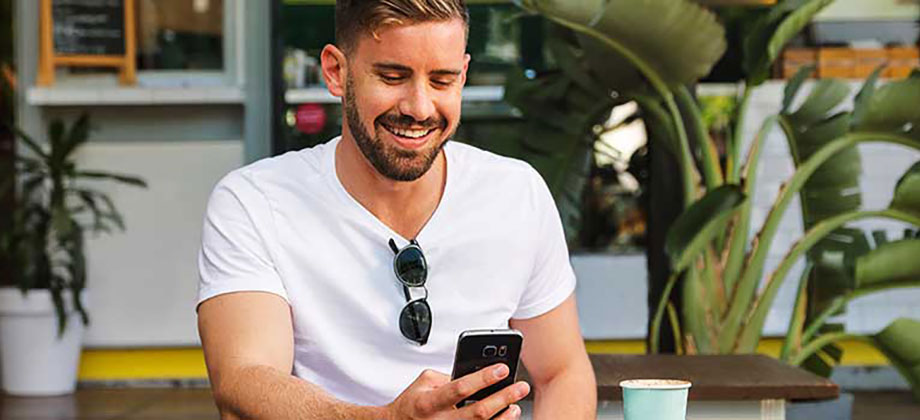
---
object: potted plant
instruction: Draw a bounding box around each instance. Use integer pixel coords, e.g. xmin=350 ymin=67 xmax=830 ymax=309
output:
xmin=508 ymin=0 xmax=920 ymax=406
xmin=0 ymin=113 xmax=146 ymax=395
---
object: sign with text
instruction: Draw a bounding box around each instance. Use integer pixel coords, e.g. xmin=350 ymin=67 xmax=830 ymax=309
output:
xmin=38 ymin=0 xmax=136 ymax=85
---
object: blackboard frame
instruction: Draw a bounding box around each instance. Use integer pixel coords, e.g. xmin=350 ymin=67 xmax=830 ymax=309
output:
xmin=38 ymin=0 xmax=136 ymax=86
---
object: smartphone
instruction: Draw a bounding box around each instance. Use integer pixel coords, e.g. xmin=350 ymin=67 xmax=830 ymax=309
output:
xmin=450 ymin=329 xmax=523 ymax=409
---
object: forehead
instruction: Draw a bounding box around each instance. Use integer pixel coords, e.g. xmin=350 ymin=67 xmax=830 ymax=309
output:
xmin=351 ymin=19 xmax=467 ymax=69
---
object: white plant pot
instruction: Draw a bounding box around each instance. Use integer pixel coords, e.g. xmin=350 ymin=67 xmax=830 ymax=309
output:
xmin=0 ymin=287 xmax=85 ymax=396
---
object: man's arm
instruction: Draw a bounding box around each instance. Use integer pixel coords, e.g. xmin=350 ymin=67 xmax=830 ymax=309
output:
xmin=198 ymin=291 xmax=388 ymax=419
xmin=510 ymin=294 xmax=596 ymax=419
xmin=199 ymin=291 xmax=528 ymax=420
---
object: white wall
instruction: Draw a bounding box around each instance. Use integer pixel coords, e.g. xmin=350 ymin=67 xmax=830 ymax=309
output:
xmin=76 ymin=141 xmax=243 ymax=347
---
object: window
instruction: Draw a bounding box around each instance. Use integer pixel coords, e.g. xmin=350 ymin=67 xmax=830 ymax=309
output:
xmin=54 ymin=0 xmax=237 ymax=87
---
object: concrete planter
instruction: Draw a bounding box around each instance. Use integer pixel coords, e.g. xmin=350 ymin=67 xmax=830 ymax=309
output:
xmin=0 ymin=288 xmax=85 ymax=396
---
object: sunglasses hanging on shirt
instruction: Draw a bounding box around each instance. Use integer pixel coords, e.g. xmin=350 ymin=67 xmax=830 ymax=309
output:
xmin=389 ymin=238 xmax=432 ymax=345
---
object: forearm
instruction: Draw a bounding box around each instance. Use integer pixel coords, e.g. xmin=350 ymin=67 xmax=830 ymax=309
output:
xmin=531 ymin=362 xmax=597 ymax=420
xmin=213 ymin=364 xmax=389 ymax=420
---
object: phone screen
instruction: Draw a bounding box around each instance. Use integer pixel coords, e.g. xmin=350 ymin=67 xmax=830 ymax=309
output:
xmin=450 ymin=329 xmax=523 ymax=408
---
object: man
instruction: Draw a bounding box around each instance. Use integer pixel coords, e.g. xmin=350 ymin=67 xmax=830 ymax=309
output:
xmin=196 ymin=1 xmax=596 ymax=418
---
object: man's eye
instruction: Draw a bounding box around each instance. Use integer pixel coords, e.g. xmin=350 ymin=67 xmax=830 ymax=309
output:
xmin=432 ymin=79 xmax=454 ymax=87
xmin=381 ymin=75 xmax=405 ymax=83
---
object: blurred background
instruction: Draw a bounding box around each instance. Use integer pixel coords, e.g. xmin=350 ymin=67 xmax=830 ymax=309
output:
xmin=1 ymin=0 xmax=920 ymax=418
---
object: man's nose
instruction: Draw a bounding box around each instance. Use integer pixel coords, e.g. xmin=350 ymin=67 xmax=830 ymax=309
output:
xmin=397 ymin=81 xmax=437 ymax=124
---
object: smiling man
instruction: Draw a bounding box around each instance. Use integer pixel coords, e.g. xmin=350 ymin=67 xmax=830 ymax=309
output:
xmin=195 ymin=1 xmax=596 ymax=419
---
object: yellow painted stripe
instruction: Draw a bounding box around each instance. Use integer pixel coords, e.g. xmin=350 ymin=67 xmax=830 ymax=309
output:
xmin=77 ymin=338 xmax=888 ymax=380
xmin=78 ymin=348 xmax=209 ymax=381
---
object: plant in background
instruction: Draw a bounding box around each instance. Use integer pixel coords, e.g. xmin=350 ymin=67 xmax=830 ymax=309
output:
xmin=513 ymin=0 xmax=920 ymax=399
xmin=0 ymin=115 xmax=146 ymax=335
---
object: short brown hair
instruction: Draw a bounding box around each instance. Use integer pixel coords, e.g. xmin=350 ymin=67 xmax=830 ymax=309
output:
xmin=335 ymin=0 xmax=469 ymax=54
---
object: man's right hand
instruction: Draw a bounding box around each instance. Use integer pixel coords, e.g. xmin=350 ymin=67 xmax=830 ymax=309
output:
xmin=384 ymin=363 xmax=531 ymax=420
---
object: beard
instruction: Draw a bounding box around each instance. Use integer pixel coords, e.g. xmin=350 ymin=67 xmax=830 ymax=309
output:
xmin=344 ymin=77 xmax=452 ymax=182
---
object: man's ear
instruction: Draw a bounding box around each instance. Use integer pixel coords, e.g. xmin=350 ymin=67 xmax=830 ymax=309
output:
xmin=460 ymin=53 xmax=471 ymax=87
xmin=320 ymin=44 xmax=347 ymax=97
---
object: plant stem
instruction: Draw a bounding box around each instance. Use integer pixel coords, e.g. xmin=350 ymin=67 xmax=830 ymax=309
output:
xmin=790 ymin=333 xmax=872 ymax=366
xmin=780 ymin=262 xmax=814 ymax=361
xmin=650 ymin=272 xmax=680 ymax=354
xmin=738 ymin=208 xmax=920 ymax=351
xmin=676 ymin=85 xmax=724 ymax=190
xmin=729 ymin=85 xmax=751 ymax=184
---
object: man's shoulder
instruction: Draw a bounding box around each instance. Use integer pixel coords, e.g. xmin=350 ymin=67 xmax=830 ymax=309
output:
xmin=217 ymin=140 xmax=333 ymax=195
xmin=449 ymin=141 xmax=540 ymax=181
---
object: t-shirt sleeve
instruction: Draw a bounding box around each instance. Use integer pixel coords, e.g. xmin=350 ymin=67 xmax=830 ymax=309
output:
xmin=511 ymin=167 xmax=577 ymax=320
xmin=197 ymin=171 xmax=289 ymax=309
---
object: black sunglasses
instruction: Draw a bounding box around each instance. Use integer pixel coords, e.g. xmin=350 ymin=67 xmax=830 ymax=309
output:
xmin=389 ymin=238 xmax=432 ymax=345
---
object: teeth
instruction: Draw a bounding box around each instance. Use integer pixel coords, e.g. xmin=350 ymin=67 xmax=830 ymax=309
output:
xmin=390 ymin=126 xmax=431 ymax=139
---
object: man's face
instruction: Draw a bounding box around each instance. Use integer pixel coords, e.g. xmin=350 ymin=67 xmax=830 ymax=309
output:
xmin=342 ymin=19 xmax=469 ymax=182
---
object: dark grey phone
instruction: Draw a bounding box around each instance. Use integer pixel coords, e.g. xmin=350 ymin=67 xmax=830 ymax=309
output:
xmin=450 ymin=329 xmax=523 ymax=409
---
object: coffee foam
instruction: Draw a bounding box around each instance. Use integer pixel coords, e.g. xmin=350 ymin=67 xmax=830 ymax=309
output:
xmin=619 ymin=379 xmax=692 ymax=389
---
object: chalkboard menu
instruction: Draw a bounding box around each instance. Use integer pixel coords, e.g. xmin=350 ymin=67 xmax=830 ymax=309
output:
xmin=38 ymin=0 xmax=136 ymax=85
xmin=51 ymin=0 xmax=125 ymax=56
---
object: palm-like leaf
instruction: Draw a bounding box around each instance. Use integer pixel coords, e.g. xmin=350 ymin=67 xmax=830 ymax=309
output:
xmin=665 ymin=185 xmax=745 ymax=272
xmin=742 ymin=0 xmax=836 ymax=86
xmin=518 ymin=0 xmax=726 ymax=88
xmin=3 ymin=114 xmax=146 ymax=335
xmin=872 ymin=318 xmax=920 ymax=401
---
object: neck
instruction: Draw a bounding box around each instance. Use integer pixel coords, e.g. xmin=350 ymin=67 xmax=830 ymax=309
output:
xmin=335 ymin=133 xmax=446 ymax=240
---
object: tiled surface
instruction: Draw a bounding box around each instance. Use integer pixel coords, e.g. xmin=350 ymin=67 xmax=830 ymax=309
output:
xmin=1 ymin=389 xmax=917 ymax=419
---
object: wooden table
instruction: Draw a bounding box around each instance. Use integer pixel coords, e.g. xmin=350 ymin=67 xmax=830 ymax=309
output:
xmin=523 ymin=354 xmax=839 ymax=420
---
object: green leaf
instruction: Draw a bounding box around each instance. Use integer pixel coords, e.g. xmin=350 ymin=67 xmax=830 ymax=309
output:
xmin=666 ymin=185 xmax=745 ymax=272
xmin=519 ymin=0 xmax=726 ymax=88
xmin=853 ymin=77 xmax=920 ymax=140
xmin=872 ymin=318 xmax=920 ymax=401
xmin=743 ymin=0 xmax=835 ymax=86
xmin=851 ymin=66 xmax=886 ymax=129
xmin=891 ymin=162 xmax=920 ymax=215
xmin=781 ymin=65 xmax=816 ymax=114
xmin=76 ymin=170 xmax=148 ymax=188
xmin=855 ymin=240 xmax=920 ymax=290
xmin=787 ymin=79 xmax=850 ymax=126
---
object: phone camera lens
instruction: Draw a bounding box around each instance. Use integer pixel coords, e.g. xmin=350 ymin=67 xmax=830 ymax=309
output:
xmin=498 ymin=345 xmax=507 ymax=356
xmin=483 ymin=345 xmax=497 ymax=357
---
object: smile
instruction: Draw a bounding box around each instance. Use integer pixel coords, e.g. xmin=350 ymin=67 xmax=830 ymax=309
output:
xmin=381 ymin=124 xmax=436 ymax=140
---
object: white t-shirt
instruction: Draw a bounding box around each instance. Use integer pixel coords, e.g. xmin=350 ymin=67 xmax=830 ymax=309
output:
xmin=197 ymin=137 xmax=576 ymax=406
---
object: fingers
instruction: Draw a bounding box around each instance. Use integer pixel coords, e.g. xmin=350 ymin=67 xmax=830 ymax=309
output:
xmin=455 ymin=381 xmax=530 ymax=420
xmin=429 ymin=363 xmax=510 ymax=409
xmin=493 ymin=404 xmax=523 ymax=420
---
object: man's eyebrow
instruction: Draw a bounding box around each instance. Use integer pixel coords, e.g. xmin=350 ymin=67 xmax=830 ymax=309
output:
xmin=372 ymin=62 xmax=461 ymax=76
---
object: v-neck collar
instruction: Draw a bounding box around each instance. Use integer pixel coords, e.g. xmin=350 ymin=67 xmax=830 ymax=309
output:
xmin=324 ymin=136 xmax=454 ymax=246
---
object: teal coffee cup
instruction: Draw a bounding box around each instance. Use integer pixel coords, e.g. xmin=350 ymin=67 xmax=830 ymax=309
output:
xmin=620 ymin=379 xmax=692 ymax=420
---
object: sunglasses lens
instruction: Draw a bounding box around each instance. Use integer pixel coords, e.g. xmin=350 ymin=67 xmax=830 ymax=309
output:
xmin=400 ymin=300 xmax=431 ymax=344
xmin=395 ymin=247 xmax=427 ymax=287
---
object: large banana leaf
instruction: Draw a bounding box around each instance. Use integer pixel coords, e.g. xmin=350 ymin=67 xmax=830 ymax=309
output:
xmin=742 ymin=0 xmax=836 ymax=86
xmin=500 ymin=68 xmax=614 ymax=242
xmin=853 ymin=75 xmax=920 ymax=140
xmin=779 ymin=75 xmax=863 ymax=375
xmin=855 ymin=240 xmax=920 ymax=291
xmin=517 ymin=0 xmax=726 ymax=88
xmin=891 ymin=162 xmax=920 ymax=215
xmin=665 ymin=185 xmax=745 ymax=272
xmin=872 ymin=318 xmax=920 ymax=401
